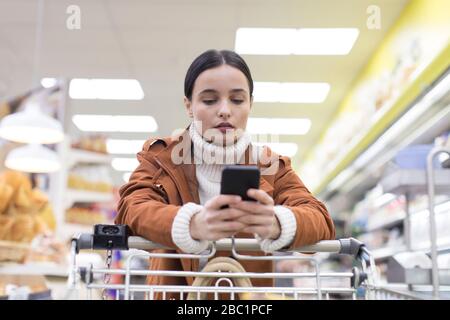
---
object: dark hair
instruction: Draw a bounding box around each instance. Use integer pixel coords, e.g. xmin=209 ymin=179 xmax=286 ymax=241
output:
xmin=184 ymin=49 xmax=253 ymax=101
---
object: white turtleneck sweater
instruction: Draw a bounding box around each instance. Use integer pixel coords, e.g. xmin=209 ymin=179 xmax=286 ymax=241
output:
xmin=171 ymin=123 xmax=297 ymax=254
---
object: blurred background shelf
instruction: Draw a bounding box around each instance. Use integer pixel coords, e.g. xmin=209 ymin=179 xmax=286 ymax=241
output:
xmin=372 ymin=245 xmax=408 ymax=261
xmin=366 ymin=212 xmax=406 ymax=232
xmin=58 ymin=223 xmax=95 ymax=240
xmin=64 ymin=189 xmax=114 ymax=209
xmin=380 ymin=169 xmax=450 ymax=195
xmin=68 ymin=148 xmax=111 ymax=168
xmin=0 ymin=262 xmax=68 ymax=277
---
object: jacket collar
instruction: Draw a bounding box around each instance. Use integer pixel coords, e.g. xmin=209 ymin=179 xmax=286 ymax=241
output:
xmin=153 ymin=128 xmax=276 ymax=204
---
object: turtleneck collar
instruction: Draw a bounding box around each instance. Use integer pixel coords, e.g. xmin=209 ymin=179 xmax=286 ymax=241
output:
xmin=188 ymin=122 xmax=251 ymax=165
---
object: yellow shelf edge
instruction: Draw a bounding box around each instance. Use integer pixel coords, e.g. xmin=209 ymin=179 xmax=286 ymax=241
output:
xmin=312 ymin=42 xmax=450 ymax=196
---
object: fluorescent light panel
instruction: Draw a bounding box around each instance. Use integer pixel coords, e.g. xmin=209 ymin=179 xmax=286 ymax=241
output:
xmin=112 ymin=157 xmax=139 ymax=172
xmin=107 ymin=139 xmax=146 ymax=154
xmin=69 ymin=79 xmax=144 ymax=100
xmin=247 ymin=118 xmax=311 ymax=135
xmin=41 ymin=78 xmax=57 ymax=88
xmin=72 ymin=115 xmax=157 ymax=133
xmin=253 ymin=82 xmax=330 ymax=103
xmin=235 ymin=28 xmax=359 ymax=55
xmin=253 ymin=142 xmax=298 ymax=157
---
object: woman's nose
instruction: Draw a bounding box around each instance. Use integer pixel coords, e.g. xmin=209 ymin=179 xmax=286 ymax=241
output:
xmin=217 ymin=100 xmax=231 ymax=118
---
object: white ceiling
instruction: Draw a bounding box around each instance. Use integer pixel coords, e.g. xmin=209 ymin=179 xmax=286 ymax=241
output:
xmin=0 ymin=0 xmax=410 ymax=184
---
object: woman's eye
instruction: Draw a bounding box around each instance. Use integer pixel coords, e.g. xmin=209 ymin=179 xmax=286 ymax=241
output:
xmin=231 ymin=99 xmax=244 ymax=104
xmin=203 ymin=100 xmax=217 ymax=105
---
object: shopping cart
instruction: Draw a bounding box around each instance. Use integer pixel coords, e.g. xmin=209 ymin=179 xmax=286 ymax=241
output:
xmin=65 ymin=224 xmax=417 ymax=300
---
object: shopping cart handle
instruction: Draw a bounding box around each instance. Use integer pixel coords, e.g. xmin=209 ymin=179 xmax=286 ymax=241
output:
xmin=337 ymin=238 xmax=366 ymax=257
xmin=73 ymin=226 xmax=367 ymax=258
xmin=73 ymin=224 xmax=132 ymax=253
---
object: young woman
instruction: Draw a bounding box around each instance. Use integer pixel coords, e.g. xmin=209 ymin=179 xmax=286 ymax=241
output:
xmin=115 ymin=49 xmax=335 ymax=299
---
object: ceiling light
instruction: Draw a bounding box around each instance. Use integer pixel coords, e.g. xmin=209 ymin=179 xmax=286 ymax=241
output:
xmin=253 ymin=142 xmax=298 ymax=157
xmin=235 ymin=28 xmax=359 ymax=55
xmin=111 ymin=157 xmax=139 ymax=171
xmin=41 ymin=78 xmax=57 ymax=88
xmin=72 ymin=115 xmax=158 ymax=133
xmin=69 ymin=79 xmax=145 ymax=100
xmin=0 ymin=101 xmax=64 ymax=144
xmin=247 ymin=118 xmax=311 ymax=135
xmin=5 ymin=144 xmax=61 ymax=173
xmin=253 ymin=82 xmax=330 ymax=103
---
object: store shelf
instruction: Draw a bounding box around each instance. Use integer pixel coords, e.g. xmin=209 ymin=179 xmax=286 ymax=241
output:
xmin=372 ymin=242 xmax=450 ymax=262
xmin=372 ymin=245 xmax=407 ymax=261
xmin=417 ymin=244 xmax=450 ymax=255
xmin=0 ymin=262 xmax=69 ymax=277
xmin=68 ymin=148 xmax=111 ymax=167
xmin=65 ymin=189 xmax=113 ymax=209
xmin=380 ymin=169 xmax=450 ymax=195
xmin=367 ymin=212 xmax=406 ymax=232
xmin=311 ymin=44 xmax=450 ymax=197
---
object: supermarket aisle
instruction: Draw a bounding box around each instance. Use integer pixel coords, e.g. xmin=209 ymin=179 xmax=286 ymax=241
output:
xmin=0 ymin=0 xmax=449 ymax=300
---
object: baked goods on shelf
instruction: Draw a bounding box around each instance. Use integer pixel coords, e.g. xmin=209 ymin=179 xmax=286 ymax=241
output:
xmin=68 ymin=165 xmax=113 ymax=193
xmin=71 ymin=134 xmax=107 ymax=154
xmin=0 ymin=275 xmax=50 ymax=300
xmin=26 ymin=234 xmax=68 ymax=265
xmin=65 ymin=205 xmax=108 ymax=225
xmin=0 ymin=240 xmax=30 ymax=263
xmin=0 ymin=170 xmax=57 ymax=262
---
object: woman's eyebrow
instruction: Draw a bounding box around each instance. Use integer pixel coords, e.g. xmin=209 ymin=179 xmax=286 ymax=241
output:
xmin=229 ymin=89 xmax=247 ymax=94
xmin=198 ymin=88 xmax=247 ymax=95
xmin=198 ymin=89 xmax=218 ymax=95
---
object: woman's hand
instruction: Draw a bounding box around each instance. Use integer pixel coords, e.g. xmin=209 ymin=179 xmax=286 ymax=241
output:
xmin=230 ymin=189 xmax=281 ymax=240
xmin=190 ymin=195 xmax=248 ymax=241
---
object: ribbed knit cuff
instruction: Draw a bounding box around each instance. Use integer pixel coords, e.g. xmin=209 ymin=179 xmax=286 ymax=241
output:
xmin=257 ymin=206 xmax=297 ymax=253
xmin=171 ymin=202 xmax=211 ymax=254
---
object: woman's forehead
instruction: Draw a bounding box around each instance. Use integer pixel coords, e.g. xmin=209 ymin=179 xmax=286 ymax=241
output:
xmin=193 ymin=65 xmax=249 ymax=94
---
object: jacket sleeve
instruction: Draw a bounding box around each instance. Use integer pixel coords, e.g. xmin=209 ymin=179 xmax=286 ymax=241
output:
xmin=114 ymin=142 xmax=180 ymax=248
xmin=273 ymin=156 xmax=335 ymax=249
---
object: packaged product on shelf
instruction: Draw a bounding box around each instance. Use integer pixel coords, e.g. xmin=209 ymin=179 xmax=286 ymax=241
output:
xmin=26 ymin=234 xmax=68 ymax=265
xmin=71 ymin=134 xmax=108 ymax=154
xmin=65 ymin=204 xmax=109 ymax=225
xmin=68 ymin=164 xmax=113 ymax=193
xmin=0 ymin=275 xmax=50 ymax=300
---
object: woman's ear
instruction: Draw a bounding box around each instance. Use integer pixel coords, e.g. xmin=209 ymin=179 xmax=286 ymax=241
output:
xmin=184 ymin=96 xmax=193 ymax=118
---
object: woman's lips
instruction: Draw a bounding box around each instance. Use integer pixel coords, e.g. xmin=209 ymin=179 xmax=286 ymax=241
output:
xmin=216 ymin=126 xmax=234 ymax=133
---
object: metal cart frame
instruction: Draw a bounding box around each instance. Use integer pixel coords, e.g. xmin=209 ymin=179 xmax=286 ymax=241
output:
xmin=66 ymin=227 xmax=414 ymax=300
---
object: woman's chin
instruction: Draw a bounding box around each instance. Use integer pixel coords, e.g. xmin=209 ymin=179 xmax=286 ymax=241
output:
xmin=205 ymin=129 xmax=238 ymax=146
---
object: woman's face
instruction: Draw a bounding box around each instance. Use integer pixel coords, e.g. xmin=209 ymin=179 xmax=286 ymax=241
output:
xmin=184 ymin=64 xmax=252 ymax=145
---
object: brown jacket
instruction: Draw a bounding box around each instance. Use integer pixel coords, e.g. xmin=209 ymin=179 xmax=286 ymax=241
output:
xmin=115 ymin=129 xmax=335 ymax=298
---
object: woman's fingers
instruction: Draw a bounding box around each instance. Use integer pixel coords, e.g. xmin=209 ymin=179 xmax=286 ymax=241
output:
xmin=246 ymin=189 xmax=274 ymax=205
xmin=216 ymin=207 xmax=249 ymax=220
xmin=235 ymin=214 xmax=273 ymax=226
xmin=209 ymin=220 xmax=247 ymax=233
xmin=205 ymin=195 xmax=241 ymax=210
xmin=229 ymin=201 xmax=273 ymax=216
xmin=241 ymin=225 xmax=272 ymax=238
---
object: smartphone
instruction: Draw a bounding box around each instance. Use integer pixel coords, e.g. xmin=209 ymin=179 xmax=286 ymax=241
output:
xmin=220 ymin=165 xmax=260 ymax=203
